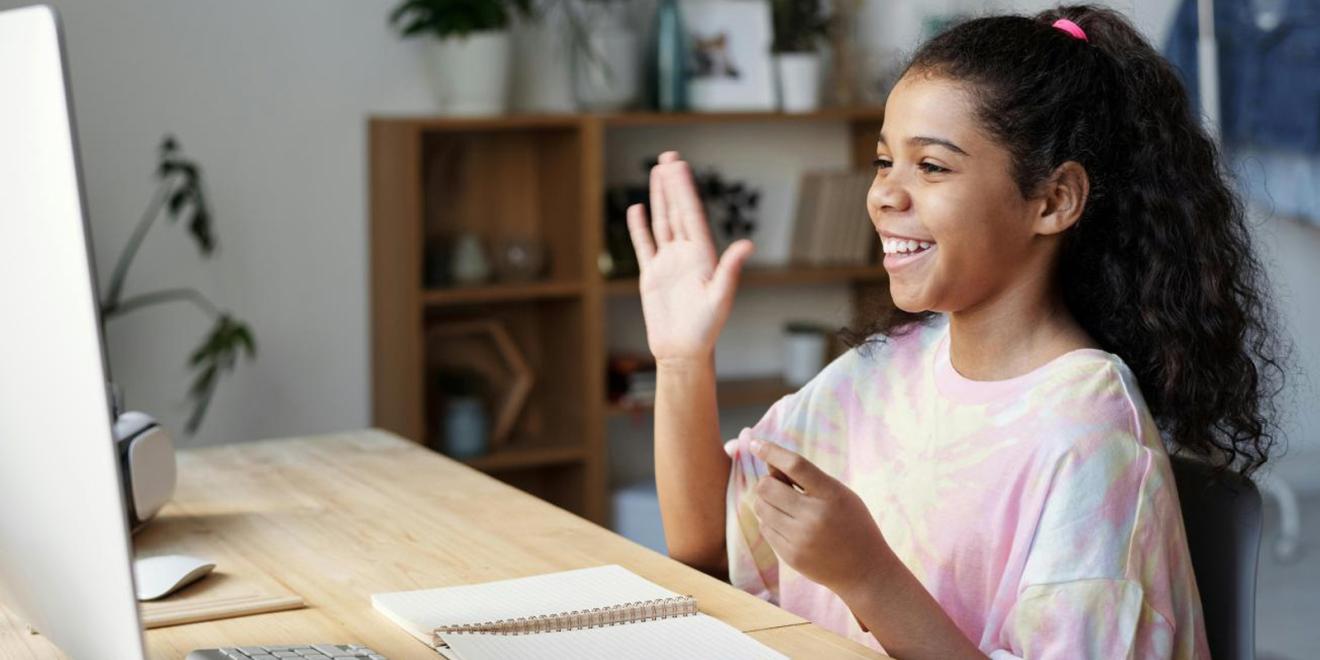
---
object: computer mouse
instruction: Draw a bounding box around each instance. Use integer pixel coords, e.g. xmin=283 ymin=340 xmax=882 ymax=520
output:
xmin=133 ymin=554 xmax=215 ymax=601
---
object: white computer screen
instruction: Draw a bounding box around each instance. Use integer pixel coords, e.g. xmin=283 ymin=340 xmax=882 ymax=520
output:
xmin=0 ymin=5 xmax=146 ymax=658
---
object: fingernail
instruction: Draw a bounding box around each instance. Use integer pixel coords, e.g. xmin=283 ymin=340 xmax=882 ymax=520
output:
xmin=750 ymin=439 xmax=763 ymax=455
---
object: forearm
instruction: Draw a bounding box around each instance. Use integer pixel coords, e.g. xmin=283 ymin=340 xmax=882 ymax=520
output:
xmin=838 ymin=551 xmax=986 ymax=660
xmin=654 ymin=355 xmax=732 ymax=575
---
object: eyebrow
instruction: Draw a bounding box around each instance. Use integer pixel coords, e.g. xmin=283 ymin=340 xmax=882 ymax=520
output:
xmin=877 ymin=132 xmax=970 ymax=157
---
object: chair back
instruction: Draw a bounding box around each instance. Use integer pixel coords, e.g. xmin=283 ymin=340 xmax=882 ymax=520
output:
xmin=1170 ymin=455 xmax=1262 ymax=660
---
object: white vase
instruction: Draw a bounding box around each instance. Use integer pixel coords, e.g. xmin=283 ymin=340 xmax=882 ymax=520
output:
xmin=572 ymin=4 xmax=641 ymax=111
xmin=775 ymin=52 xmax=823 ymax=113
xmin=424 ymin=30 xmax=512 ymax=116
xmin=783 ymin=331 xmax=827 ymax=387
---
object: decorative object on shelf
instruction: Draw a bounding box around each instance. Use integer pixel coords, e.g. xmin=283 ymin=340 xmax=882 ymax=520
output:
xmin=681 ymin=0 xmax=775 ymax=111
xmin=822 ymin=0 xmax=860 ymax=108
xmin=388 ymin=0 xmax=534 ymax=115
xmin=509 ymin=1 xmax=576 ymax=113
xmin=600 ymin=156 xmax=760 ymax=277
xmin=569 ymin=0 xmax=642 ymax=111
xmin=450 ymin=232 xmax=493 ymax=285
xmin=692 ymin=166 xmax=760 ymax=254
xmin=427 ymin=320 xmax=532 ymax=451
xmin=646 ymin=0 xmax=689 ymax=111
xmin=431 ymin=368 xmax=491 ymax=459
xmin=493 ymin=237 xmax=549 ymax=282
xmin=607 ymin=351 xmax=658 ymax=408
xmin=100 ymin=135 xmax=257 ymax=435
xmin=770 ymin=0 xmax=833 ymax=112
xmin=783 ymin=321 xmax=829 ymax=387
xmin=788 ymin=170 xmax=876 ymax=266
xmin=602 ymin=176 xmax=649 ymax=278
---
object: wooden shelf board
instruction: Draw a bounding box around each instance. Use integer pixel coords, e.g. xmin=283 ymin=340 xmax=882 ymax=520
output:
xmin=370 ymin=107 xmax=885 ymax=132
xmin=604 ymin=264 xmax=887 ymax=297
xmin=460 ymin=444 xmax=587 ymax=472
xmin=606 ymin=375 xmax=798 ymax=417
xmin=422 ymin=280 xmax=584 ymax=307
xmin=597 ymin=107 xmax=885 ymax=126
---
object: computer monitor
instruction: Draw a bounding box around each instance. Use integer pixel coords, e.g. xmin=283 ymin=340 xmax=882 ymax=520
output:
xmin=0 ymin=4 xmax=148 ymax=658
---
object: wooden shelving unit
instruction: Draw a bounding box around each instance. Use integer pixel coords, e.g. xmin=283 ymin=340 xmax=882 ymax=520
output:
xmin=369 ymin=109 xmax=890 ymax=524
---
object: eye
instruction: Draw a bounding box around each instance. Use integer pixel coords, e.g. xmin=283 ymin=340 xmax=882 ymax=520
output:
xmin=872 ymin=157 xmax=892 ymax=170
xmin=919 ymin=161 xmax=950 ymax=174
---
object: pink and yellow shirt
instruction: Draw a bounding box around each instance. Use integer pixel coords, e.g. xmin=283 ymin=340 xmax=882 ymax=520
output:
xmin=725 ymin=316 xmax=1210 ymax=658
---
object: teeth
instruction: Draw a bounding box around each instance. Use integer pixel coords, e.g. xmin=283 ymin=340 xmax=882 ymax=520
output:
xmin=882 ymin=238 xmax=935 ymax=254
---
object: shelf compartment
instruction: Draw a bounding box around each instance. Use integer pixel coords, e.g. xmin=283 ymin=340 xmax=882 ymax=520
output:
xmin=603 ymin=264 xmax=887 ymax=297
xmin=420 ymin=126 xmax=585 ymax=285
xmin=606 ymin=375 xmax=798 ymax=417
xmin=424 ymin=298 xmax=588 ymax=454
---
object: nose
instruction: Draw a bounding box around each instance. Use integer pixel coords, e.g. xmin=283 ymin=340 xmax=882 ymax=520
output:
xmin=868 ymin=171 xmax=911 ymax=216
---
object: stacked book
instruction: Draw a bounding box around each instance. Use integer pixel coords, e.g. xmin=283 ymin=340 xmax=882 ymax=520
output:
xmin=788 ymin=170 xmax=878 ymax=266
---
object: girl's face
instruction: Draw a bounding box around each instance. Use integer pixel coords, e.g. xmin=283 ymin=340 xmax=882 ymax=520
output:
xmin=869 ymin=71 xmax=1051 ymax=314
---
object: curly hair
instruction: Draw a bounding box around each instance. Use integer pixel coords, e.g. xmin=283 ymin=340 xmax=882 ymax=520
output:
xmin=844 ymin=5 xmax=1287 ymax=479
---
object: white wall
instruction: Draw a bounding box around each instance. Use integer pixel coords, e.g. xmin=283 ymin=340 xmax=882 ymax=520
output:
xmin=10 ymin=0 xmax=1315 ymax=482
xmin=0 ymin=0 xmax=441 ymax=445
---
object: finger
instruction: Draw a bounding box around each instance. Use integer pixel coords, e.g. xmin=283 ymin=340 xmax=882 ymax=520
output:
xmin=661 ymin=162 xmax=689 ymax=242
xmin=649 ymin=163 xmax=674 ymax=244
xmin=711 ymin=239 xmax=754 ymax=305
xmin=659 ymin=150 xmax=681 ymax=164
xmin=753 ymin=493 xmax=792 ymax=530
xmin=664 ymin=161 xmax=708 ymax=243
xmin=761 ymin=522 xmax=794 ymax=558
xmin=755 ymin=475 xmax=802 ymax=517
xmin=750 ymin=440 xmax=829 ymax=494
xmin=626 ymin=204 xmax=656 ymax=269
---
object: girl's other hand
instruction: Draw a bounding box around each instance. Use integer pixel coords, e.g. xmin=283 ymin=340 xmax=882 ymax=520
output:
xmin=749 ymin=439 xmax=898 ymax=601
xmin=626 ymin=151 xmax=755 ymax=367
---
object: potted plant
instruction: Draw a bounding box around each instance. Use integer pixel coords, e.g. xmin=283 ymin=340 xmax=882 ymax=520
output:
xmin=770 ymin=0 xmax=833 ymax=113
xmin=389 ymin=0 xmax=534 ymax=115
xmin=101 ymin=136 xmax=257 ymax=435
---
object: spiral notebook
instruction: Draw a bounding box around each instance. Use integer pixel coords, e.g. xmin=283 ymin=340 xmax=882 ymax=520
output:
xmin=370 ymin=565 xmax=786 ymax=660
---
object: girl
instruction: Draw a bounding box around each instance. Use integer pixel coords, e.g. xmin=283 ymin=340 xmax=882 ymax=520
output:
xmin=625 ymin=4 xmax=1285 ymax=659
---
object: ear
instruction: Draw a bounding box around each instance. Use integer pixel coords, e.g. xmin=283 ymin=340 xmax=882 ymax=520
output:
xmin=1033 ymin=161 xmax=1089 ymax=236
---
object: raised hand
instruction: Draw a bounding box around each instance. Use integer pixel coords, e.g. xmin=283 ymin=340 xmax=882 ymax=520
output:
xmin=626 ymin=151 xmax=755 ymax=365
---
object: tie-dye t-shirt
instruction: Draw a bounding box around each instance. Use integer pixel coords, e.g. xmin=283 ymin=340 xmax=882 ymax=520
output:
xmin=724 ymin=316 xmax=1210 ymax=658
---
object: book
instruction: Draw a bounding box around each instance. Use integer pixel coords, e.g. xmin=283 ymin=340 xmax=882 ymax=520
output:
xmin=371 ymin=565 xmax=787 ymax=660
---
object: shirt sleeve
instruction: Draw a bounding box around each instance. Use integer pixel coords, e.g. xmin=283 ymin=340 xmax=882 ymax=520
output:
xmin=724 ymin=353 xmax=857 ymax=606
xmin=985 ymin=380 xmax=1199 ymax=659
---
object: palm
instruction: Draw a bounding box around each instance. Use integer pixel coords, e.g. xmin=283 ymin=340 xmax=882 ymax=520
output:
xmin=626 ymin=152 xmax=754 ymax=363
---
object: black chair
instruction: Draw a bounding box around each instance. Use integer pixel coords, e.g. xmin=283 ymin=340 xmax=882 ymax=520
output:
xmin=1170 ymin=455 xmax=1263 ymax=660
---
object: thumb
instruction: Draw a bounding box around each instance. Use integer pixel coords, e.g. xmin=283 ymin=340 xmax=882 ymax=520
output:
xmin=710 ymin=239 xmax=754 ymax=304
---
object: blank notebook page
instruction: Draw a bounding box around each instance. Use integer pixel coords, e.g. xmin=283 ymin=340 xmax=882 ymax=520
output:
xmin=371 ymin=565 xmax=678 ymax=639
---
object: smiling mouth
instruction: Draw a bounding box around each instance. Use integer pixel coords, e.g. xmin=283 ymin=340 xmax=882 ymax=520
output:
xmin=881 ymin=238 xmax=934 ymax=256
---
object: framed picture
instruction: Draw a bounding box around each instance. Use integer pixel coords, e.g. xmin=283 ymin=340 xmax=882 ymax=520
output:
xmin=682 ymin=0 xmax=776 ymax=111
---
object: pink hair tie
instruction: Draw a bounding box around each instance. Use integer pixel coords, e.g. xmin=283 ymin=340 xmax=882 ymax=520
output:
xmin=1052 ymin=18 xmax=1088 ymax=42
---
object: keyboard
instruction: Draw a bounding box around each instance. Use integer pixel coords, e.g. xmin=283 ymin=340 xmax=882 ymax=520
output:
xmin=184 ymin=645 xmax=386 ymax=660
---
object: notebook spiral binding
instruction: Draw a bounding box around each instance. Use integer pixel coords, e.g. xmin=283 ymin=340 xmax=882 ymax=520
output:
xmin=430 ymin=595 xmax=699 ymax=648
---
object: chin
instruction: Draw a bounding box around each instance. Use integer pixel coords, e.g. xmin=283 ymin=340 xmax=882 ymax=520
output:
xmin=887 ymin=286 xmax=928 ymax=314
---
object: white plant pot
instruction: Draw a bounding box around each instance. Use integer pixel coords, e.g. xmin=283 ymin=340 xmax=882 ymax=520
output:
xmin=425 ymin=30 xmax=512 ymax=116
xmin=783 ymin=331 xmax=827 ymax=387
xmin=775 ymin=52 xmax=823 ymax=113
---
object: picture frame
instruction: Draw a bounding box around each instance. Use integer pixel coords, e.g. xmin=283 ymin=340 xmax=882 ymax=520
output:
xmin=682 ymin=0 xmax=776 ymax=112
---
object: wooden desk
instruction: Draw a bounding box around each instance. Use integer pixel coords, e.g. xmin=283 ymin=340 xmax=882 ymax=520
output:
xmin=0 ymin=429 xmax=887 ymax=659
